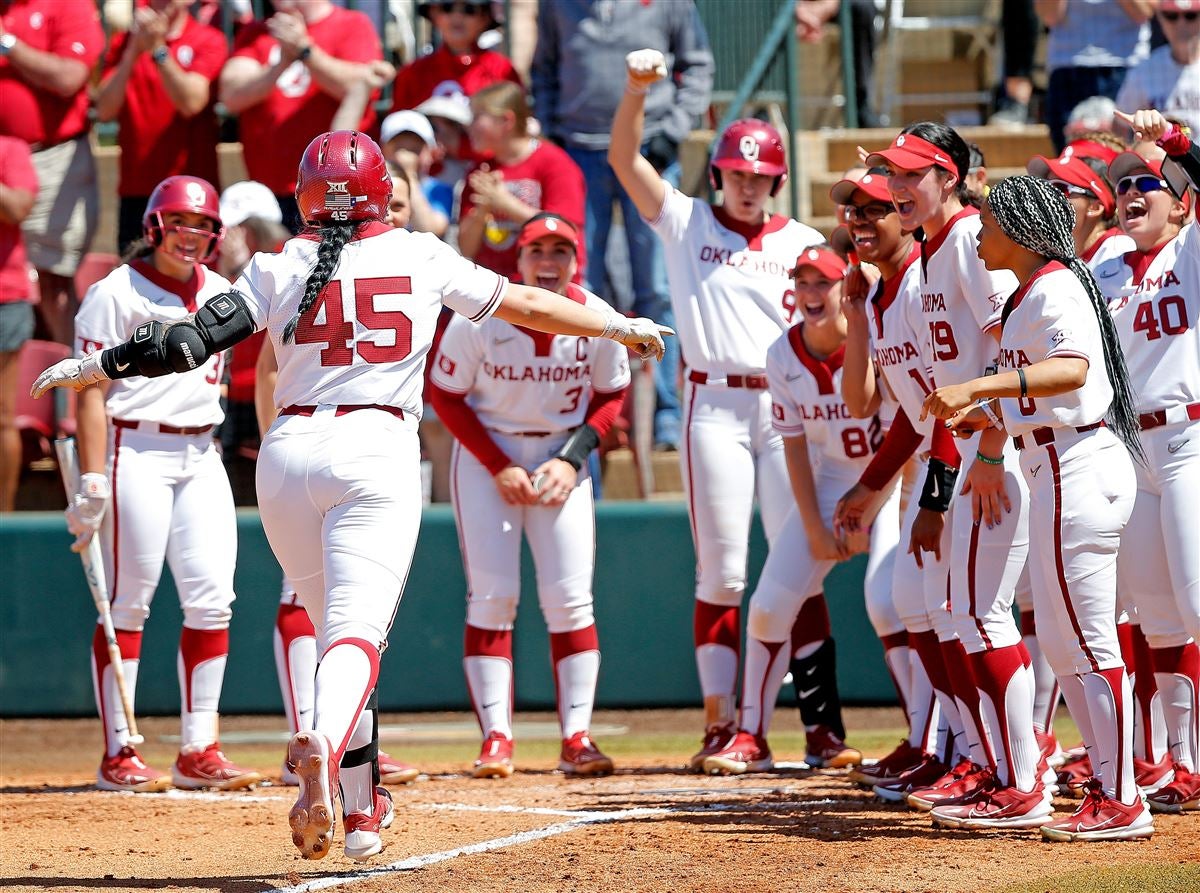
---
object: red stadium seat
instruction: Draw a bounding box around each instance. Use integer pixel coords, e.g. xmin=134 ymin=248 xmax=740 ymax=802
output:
xmin=13 ymin=339 xmax=72 ymax=465
xmin=75 ymin=253 xmax=120 ymax=300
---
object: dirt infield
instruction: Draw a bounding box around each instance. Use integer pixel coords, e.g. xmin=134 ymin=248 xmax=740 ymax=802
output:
xmin=1 ymin=708 xmax=1197 ymax=893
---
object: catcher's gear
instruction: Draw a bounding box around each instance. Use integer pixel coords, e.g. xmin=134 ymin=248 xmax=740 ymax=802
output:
xmin=295 ymin=130 xmax=391 ymax=226
xmin=65 ymin=472 xmax=110 ymax=553
xmin=710 ymin=119 xmax=789 ymax=197
xmin=599 ymin=315 xmax=673 ymax=360
xmin=625 ymin=48 xmax=668 ymax=93
xmin=29 ymin=352 xmax=108 ymax=398
xmin=144 ymin=175 xmax=224 ymax=265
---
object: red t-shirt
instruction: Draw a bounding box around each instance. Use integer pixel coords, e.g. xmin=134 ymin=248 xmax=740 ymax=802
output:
xmin=459 ymin=139 xmax=587 ymax=281
xmin=231 ymin=7 xmax=382 ymax=195
xmin=0 ymin=136 xmax=38 ymax=303
xmin=389 ymin=45 xmax=522 ymax=113
xmin=104 ymin=17 xmax=228 ymax=197
xmin=0 ymin=0 xmax=104 ymax=145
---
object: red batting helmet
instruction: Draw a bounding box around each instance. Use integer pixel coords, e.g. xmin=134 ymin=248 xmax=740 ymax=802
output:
xmin=143 ymin=175 xmax=224 ymax=265
xmin=295 ymin=130 xmax=391 ymax=226
xmin=710 ymin=119 xmax=789 ymax=197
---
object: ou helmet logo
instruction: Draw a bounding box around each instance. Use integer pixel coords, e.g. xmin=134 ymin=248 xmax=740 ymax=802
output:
xmin=186 ymin=182 xmax=208 ymax=204
xmin=739 ymin=135 xmax=760 ymax=162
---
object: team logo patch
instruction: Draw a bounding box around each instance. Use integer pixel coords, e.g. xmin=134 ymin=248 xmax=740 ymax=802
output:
xmin=186 ymin=181 xmax=208 ymax=204
xmin=323 ymin=181 xmax=368 ymax=219
xmin=438 ymin=355 xmax=457 ymax=376
xmin=178 ymin=45 xmax=194 ymax=68
xmin=739 ymin=135 xmax=760 ymax=162
xmin=896 ymin=135 xmax=906 ymax=146
xmin=1050 ymin=331 xmax=1068 ymax=346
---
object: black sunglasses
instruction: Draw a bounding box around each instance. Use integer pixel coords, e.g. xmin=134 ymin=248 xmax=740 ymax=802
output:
xmin=434 ymin=2 xmax=487 ymax=14
xmin=1161 ymin=10 xmax=1200 ymax=21
xmin=844 ymin=202 xmax=895 ymax=222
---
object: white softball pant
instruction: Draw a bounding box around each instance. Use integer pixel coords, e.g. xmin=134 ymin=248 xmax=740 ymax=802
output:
xmin=680 ymin=381 xmax=793 ymax=607
xmin=450 ymin=431 xmax=596 ymax=634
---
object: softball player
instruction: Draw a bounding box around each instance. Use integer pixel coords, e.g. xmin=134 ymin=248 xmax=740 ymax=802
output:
xmin=923 ymin=173 xmax=1151 ymax=839
xmin=69 ymin=176 xmax=261 ymax=793
xmin=431 ymin=213 xmax=629 ymax=779
xmin=610 ymin=50 xmax=824 ymax=767
xmin=1096 ymin=110 xmax=1200 ymax=814
xmin=703 ymin=247 xmax=896 ymax=775
xmin=32 ymin=130 xmax=668 ymax=863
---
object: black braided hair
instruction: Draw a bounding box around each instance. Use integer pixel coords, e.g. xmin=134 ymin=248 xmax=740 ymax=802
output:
xmin=900 ymin=122 xmax=973 ymax=207
xmin=282 ymin=222 xmax=359 ymax=343
xmin=986 ymin=176 xmax=1144 ymax=462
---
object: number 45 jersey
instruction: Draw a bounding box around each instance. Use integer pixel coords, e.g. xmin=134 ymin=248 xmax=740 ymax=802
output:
xmin=766 ymin=323 xmax=886 ymax=474
xmin=235 ymin=223 xmax=507 ymax=417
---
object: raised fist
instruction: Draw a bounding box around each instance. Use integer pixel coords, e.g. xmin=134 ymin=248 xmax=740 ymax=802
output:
xmin=625 ymin=49 xmax=668 ymax=92
xmin=65 ymin=473 xmax=110 ymax=553
xmin=30 ymin=353 xmax=109 ymax=399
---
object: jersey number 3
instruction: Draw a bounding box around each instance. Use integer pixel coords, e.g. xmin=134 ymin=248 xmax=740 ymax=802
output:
xmin=294 ymin=277 xmax=413 ymax=366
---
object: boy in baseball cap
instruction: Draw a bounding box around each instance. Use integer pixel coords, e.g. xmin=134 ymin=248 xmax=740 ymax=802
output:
xmin=378 ymin=110 xmax=453 ymax=238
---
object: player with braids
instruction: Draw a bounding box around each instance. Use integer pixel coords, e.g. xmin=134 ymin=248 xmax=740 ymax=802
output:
xmin=923 ymin=173 xmax=1151 ymax=839
xmin=1094 ymin=108 xmax=1200 ymax=816
xmin=29 ymin=130 xmax=671 ymax=863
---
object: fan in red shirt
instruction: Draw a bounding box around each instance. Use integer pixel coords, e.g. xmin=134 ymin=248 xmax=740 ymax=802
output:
xmin=458 ymin=82 xmax=587 ymax=281
xmin=218 ymin=0 xmax=382 ymax=231
xmin=0 ymin=0 xmax=104 ymax=347
xmin=97 ymin=0 xmax=229 ymax=256
xmin=390 ymin=0 xmax=521 ymax=113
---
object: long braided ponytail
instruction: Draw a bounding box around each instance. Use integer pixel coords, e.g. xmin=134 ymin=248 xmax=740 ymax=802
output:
xmin=986 ymin=175 xmax=1144 ymax=462
xmin=282 ymin=222 xmax=359 ymax=343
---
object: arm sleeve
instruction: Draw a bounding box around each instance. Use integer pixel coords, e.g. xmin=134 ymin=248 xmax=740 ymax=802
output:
xmin=581 ymin=387 xmax=626 ymax=439
xmin=928 ymin=417 xmax=962 ymax=468
xmin=859 ymin=407 xmax=923 ymax=491
xmin=430 ymin=384 xmax=512 ymax=476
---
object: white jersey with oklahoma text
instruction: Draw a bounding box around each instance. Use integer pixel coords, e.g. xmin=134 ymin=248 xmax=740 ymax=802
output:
xmin=1097 ymin=221 xmax=1199 ymax=413
xmin=649 ymin=188 xmax=823 ymax=375
xmin=997 ymin=264 xmax=1112 ymax=437
xmin=919 ymin=207 xmax=1019 ymax=387
xmin=868 ymin=245 xmax=936 ymax=452
xmin=235 ymin=223 xmax=505 ymax=417
xmin=767 ymin=325 xmax=883 ymax=473
xmin=1082 ymin=228 xmax=1135 ymax=273
xmin=431 ymin=283 xmax=630 ymax=433
xmin=75 ymin=261 xmax=232 ymax=428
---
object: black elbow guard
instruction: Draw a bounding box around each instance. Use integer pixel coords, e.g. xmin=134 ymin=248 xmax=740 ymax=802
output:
xmin=918 ymin=458 xmax=959 ymax=513
xmin=555 ymin=424 xmax=601 ymax=471
xmin=194 ymin=291 xmax=256 ymax=352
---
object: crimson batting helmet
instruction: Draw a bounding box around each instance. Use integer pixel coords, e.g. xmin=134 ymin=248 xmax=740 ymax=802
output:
xmin=295 ymin=130 xmax=391 ymax=226
xmin=710 ymin=119 xmax=789 ymax=197
xmin=143 ymin=175 xmax=224 ymax=265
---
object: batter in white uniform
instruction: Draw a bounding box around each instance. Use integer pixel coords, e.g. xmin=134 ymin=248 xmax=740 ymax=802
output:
xmin=430 ymin=214 xmax=630 ymax=779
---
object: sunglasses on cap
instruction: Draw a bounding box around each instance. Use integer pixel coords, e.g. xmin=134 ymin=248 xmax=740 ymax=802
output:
xmin=433 ymin=1 xmax=487 ymax=14
xmin=844 ymin=202 xmax=895 ymax=222
xmin=1047 ymin=179 xmax=1094 ymax=199
xmin=1116 ymin=174 xmax=1170 ymax=196
xmin=1161 ymin=10 xmax=1200 ymax=21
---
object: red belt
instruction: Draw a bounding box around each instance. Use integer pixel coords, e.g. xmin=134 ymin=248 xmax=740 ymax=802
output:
xmin=493 ymin=430 xmax=553 ymax=437
xmin=1012 ymin=421 xmax=1103 ymax=451
xmin=688 ymin=370 xmax=769 ymax=390
xmin=113 ymin=418 xmax=213 ymax=436
xmin=280 ymin=404 xmax=405 ymax=419
xmin=1138 ymin=402 xmax=1200 ymax=431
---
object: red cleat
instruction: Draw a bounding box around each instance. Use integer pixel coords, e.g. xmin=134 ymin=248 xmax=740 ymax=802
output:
xmin=1055 ymin=751 xmax=1093 ymax=797
xmin=378 ymin=750 xmax=420 ymax=784
xmin=873 ymin=754 xmax=949 ymax=802
xmin=558 ymin=731 xmax=614 ymax=776
xmin=805 ymin=725 xmax=863 ymax=769
xmin=907 ymin=760 xmax=990 ymax=812
xmin=702 ymin=730 xmax=773 ymax=775
xmin=1041 ymin=780 xmax=1154 ymax=842
xmin=473 ymin=731 xmax=514 ymax=779
xmin=848 ymin=739 xmax=926 ymax=786
xmin=1147 ymin=764 xmax=1200 ymax=814
xmin=286 ymin=731 xmax=339 ymax=860
xmin=172 ymin=743 xmax=263 ymax=791
xmin=1134 ymin=754 xmax=1175 ymax=795
xmin=930 ymin=780 xmax=1054 ymax=829
xmin=97 ymin=746 xmax=172 ymax=793
xmin=688 ymin=722 xmax=736 ymax=773
xmin=343 ymin=786 xmax=394 ymax=862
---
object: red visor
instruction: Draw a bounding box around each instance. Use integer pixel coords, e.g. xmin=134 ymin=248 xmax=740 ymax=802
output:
xmin=790 ymin=246 xmax=849 ymax=280
xmin=830 ymin=171 xmax=893 ymax=206
xmin=1027 ymin=153 xmax=1115 ymax=215
xmin=517 ymin=215 xmax=580 ymax=252
xmin=1065 ymin=139 xmax=1120 ymax=165
xmin=865 ymin=134 xmax=959 ymax=176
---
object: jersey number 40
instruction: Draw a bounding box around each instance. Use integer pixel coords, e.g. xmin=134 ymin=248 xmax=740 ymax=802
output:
xmin=295 ymin=277 xmax=413 ymax=366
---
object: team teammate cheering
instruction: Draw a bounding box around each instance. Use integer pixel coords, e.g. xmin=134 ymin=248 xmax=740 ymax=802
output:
xmin=31 ymin=130 xmax=670 ymax=863
xmin=922 ymin=172 xmax=1150 ymax=839
xmin=70 ymin=176 xmax=261 ymax=794
xmin=432 ymin=213 xmax=629 ymax=779
xmin=609 ymin=49 xmax=825 ymax=768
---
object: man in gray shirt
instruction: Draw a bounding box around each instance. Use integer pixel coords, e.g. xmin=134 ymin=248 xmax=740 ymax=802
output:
xmin=532 ymin=0 xmax=714 ymax=451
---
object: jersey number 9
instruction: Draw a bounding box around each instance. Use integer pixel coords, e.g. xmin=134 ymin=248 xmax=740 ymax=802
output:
xmin=294 ymin=277 xmax=414 ymax=366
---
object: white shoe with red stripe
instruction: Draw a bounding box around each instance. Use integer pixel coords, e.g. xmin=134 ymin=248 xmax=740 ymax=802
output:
xmin=1040 ymin=781 xmax=1155 ymax=842
xmin=97 ymin=746 xmax=172 ymax=793
xmin=930 ymin=782 xmax=1054 ymax=829
xmin=343 ymin=786 xmax=395 ymax=862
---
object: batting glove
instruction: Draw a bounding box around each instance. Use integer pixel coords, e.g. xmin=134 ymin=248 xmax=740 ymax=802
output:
xmin=65 ymin=472 xmax=110 ymax=553
xmin=625 ymin=49 xmax=668 ymax=94
xmin=601 ymin=316 xmax=674 ymax=360
xmin=30 ymin=353 xmax=109 ymax=399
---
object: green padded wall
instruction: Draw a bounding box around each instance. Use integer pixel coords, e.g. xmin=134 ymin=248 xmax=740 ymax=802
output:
xmin=0 ymin=504 xmax=892 ymax=717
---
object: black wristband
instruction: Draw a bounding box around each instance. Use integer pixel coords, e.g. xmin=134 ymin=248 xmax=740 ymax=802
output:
xmin=1017 ymin=367 xmax=1027 ymax=398
xmin=555 ymin=424 xmax=600 ymax=471
xmin=297 ymin=44 xmax=312 ymax=61
xmin=918 ymin=457 xmax=959 ymax=513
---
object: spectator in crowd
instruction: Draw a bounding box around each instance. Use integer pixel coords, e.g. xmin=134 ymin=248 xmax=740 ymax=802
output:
xmin=1116 ymin=0 xmax=1200 ymax=135
xmin=390 ymin=0 xmax=522 ymax=115
xmin=386 ymin=167 xmax=413 ymax=231
xmin=794 ymin=0 xmax=881 ymax=126
xmin=218 ymin=0 xmax=382 ymax=232
xmin=1063 ymin=95 xmax=1121 ymax=142
xmin=531 ymin=0 xmax=713 ymax=450
xmin=0 ymin=0 xmax=103 ymax=347
xmin=329 ymin=57 xmax=396 ymax=132
xmin=417 ymin=94 xmax=474 ymax=191
xmin=379 ymin=110 xmax=453 ymax=238
xmin=1038 ymin=0 xmax=1155 ymax=152
xmin=965 ymin=142 xmax=989 ymax=204
xmin=0 ymin=135 xmax=36 ymax=512
xmin=458 ymin=81 xmax=587 ymax=282
xmin=991 ymin=0 xmax=1038 ymax=126
xmin=96 ymin=0 xmax=229 ymax=257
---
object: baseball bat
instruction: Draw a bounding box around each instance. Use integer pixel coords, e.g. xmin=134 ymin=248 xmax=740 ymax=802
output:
xmin=55 ymin=437 xmax=144 ymax=746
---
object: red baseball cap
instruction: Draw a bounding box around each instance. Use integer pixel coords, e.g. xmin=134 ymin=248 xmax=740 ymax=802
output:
xmin=865 ymin=133 xmax=959 ymax=176
xmin=1027 ymin=153 xmax=1116 ymax=215
xmin=830 ymin=170 xmax=893 ymax=205
xmin=517 ymin=214 xmax=580 ymax=252
xmin=790 ymin=246 xmax=849 ymax=280
xmin=1066 ymin=138 xmax=1120 ymax=165
xmin=1161 ymin=0 xmax=1198 ymax=12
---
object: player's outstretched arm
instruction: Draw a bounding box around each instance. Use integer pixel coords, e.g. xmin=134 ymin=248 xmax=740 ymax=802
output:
xmin=607 ymin=49 xmax=670 ymax=223
xmin=495 ymin=283 xmax=673 ymax=360
xmin=31 ymin=291 xmax=257 ymax=398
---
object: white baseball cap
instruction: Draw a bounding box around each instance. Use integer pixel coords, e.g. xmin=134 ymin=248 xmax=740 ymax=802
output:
xmin=416 ymin=94 xmax=472 ymax=127
xmin=219 ymin=180 xmax=282 ymax=227
xmin=380 ymin=111 xmax=436 ymax=149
